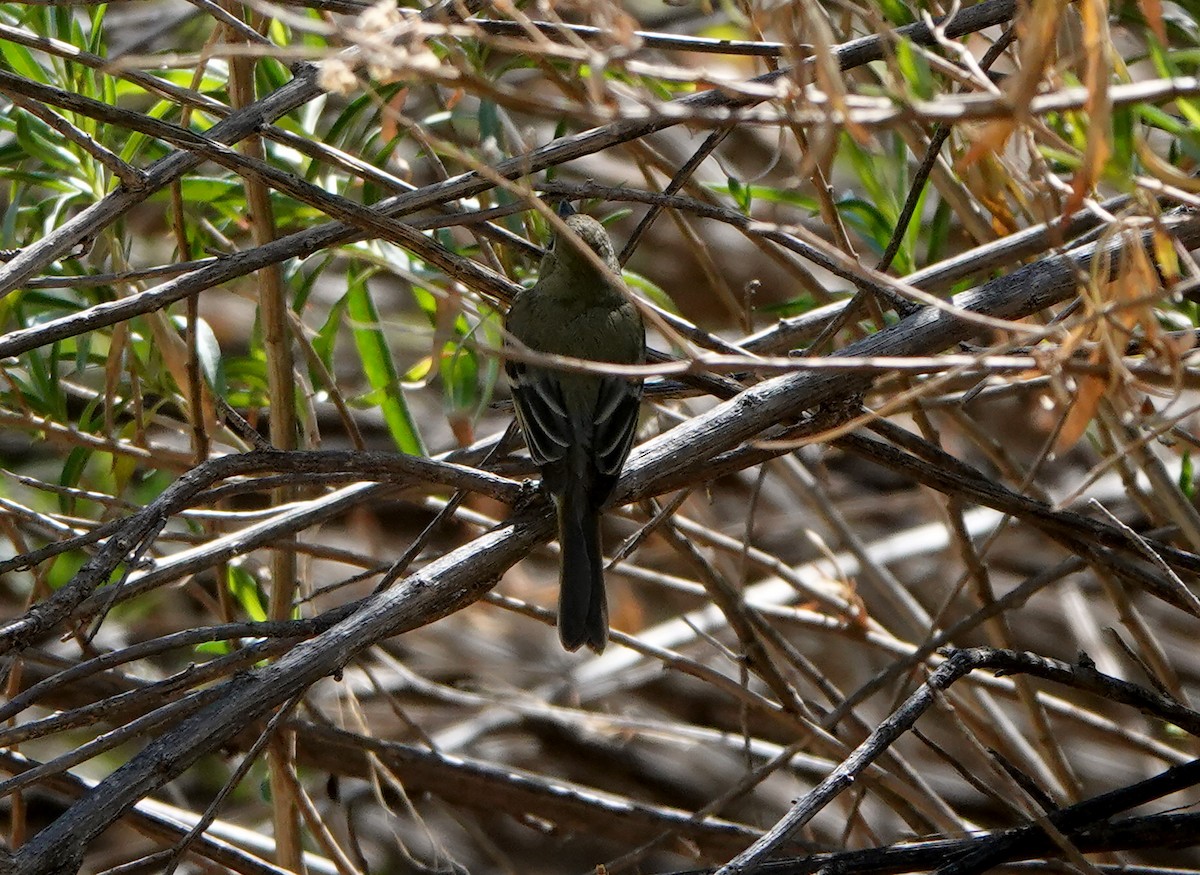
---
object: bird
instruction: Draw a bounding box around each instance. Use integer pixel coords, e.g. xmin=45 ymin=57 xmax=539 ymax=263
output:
xmin=504 ymin=208 xmax=646 ymax=652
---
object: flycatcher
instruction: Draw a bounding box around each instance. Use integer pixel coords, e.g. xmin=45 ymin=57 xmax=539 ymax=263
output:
xmin=505 ymin=211 xmax=646 ymax=652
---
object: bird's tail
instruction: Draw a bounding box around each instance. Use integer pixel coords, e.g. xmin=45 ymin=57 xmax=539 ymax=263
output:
xmin=556 ymin=492 xmax=608 ymax=653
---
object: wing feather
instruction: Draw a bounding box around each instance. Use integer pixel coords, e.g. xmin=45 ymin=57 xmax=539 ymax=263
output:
xmin=508 ymin=361 xmax=571 ymax=466
xmin=592 ymin=376 xmax=642 ymax=479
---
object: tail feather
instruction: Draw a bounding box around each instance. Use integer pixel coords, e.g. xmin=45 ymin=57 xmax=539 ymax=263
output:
xmin=557 ymin=499 xmax=608 ymax=652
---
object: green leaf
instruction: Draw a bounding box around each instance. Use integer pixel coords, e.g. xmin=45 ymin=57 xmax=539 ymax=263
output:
xmin=257 ymin=56 xmax=290 ymax=92
xmin=624 ymin=270 xmax=677 ymax=313
xmin=60 ymin=447 xmax=89 ymax=514
xmin=1109 ymin=105 xmax=1135 ymax=180
xmin=876 ymin=0 xmax=916 ymax=25
xmin=170 ymin=314 xmax=223 ymax=392
xmin=598 ymin=208 xmax=632 ymax=227
xmin=0 ymin=37 xmax=46 ymax=82
xmin=345 ymin=271 xmax=426 ymax=455
xmin=312 ymin=295 xmax=347 ymax=374
xmin=87 ymin=5 xmax=107 ymax=55
xmin=707 ymin=182 xmax=820 ymax=212
xmin=47 ymin=550 xmax=87 ymax=590
xmin=727 ymin=175 xmax=752 ymax=213
xmin=473 ymin=303 xmax=504 ymax=415
xmin=892 ymin=181 xmax=928 ymax=274
xmin=167 ymin=176 xmax=245 ymax=205
xmin=15 ymin=113 xmax=79 ymax=174
xmin=1181 ymin=451 xmax=1195 ymax=500
xmin=440 ymin=342 xmax=478 ymax=414
xmin=1037 ymin=145 xmax=1082 ymax=172
xmin=836 ymin=197 xmax=893 ymax=253
xmin=894 ymin=38 xmax=934 ymax=100
xmin=222 ymin=354 xmax=271 ymax=408
xmin=226 ymin=564 xmax=268 ymax=622
xmin=757 ymin=292 xmax=821 ymax=318
xmin=410 ymin=283 xmax=438 ymax=320
xmin=841 ymin=132 xmax=894 ymax=216
xmin=195 ymin=639 xmax=232 ymax=656
xmin=479 ymin=99 xmax=499 ymax=144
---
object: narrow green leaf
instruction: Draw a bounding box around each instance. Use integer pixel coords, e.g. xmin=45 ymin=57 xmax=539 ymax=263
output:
xmin=895 ymin=39 xmax=934 ymax=100
xmin=1109 ymin=105 xmax=1135 ymax=180
xmin=195 ymin=640 xmax=232 ymax=656
xmin=479 ymin=99 xmax=499 ymax=144
xmin=87 ymin=5 xmax=106 ymax=55
xmin=727 ymin=175 xmax=752 ymax=213
xmin=47 ymin=550 xmax=87 ymax=590
xmin=171 ymin=314 xmax=223 ymax=392
xmin=876 ymin=0 xmax=916 ymax=25
xmin=441 ymin=342 xmax=478 ymax=414
xmin=226 ymin=564 xmax=268 ymax=622
xmin=60 ymin=447 xmax=89 ymax=514
xmin=841 ymin=132 xmax=892 ymax=216
xmin=312 ymin=295 xmax=347 ymax=373
xmin=757 ymin=292 xmax=821 ymax=318
xmin=346 ymin=274 xmax=426 ymax=455
xmin=0 ymin=38 xmax=45 ymax=82
xmin=624 ymin=270 xmax=676 ymax=313
xmin=836 ymin=197 xmax=893 ymax=253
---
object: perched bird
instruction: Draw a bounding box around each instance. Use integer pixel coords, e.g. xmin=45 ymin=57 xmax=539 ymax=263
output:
xmin=505 ymin=210 xmax=646 ymax=652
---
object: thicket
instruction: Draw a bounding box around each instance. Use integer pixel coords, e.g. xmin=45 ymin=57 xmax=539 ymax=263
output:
xmin=3 ymin=0 xmax=1200 ymax=872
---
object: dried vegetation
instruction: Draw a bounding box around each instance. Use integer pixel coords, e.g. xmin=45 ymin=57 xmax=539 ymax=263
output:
xmin=3 ymin=0 xmax=1200 ymax=872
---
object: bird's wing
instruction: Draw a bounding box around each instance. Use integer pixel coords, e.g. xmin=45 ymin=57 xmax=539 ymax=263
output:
xmin=506 ymin=359 xmax=571 ymax=466
xmin=592 ymin=375 xmax=642 ymax=480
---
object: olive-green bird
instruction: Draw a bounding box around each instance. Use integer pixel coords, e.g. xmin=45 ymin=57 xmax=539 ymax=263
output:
xmin=505 ymin=211 xmax=645 ymax=653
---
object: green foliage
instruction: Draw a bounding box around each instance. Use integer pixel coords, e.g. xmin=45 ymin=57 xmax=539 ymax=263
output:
xmin=893 ymin=38 xmax=934 ymax=100
xmin=345 ymin=265 xmax=427 ymax=456
xmin=226 ymin=563 xmax=268 ymax=622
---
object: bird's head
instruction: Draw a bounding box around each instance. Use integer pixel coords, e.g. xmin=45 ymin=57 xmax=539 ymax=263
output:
xmin=550 ymin=214 xmax=620 ymax=275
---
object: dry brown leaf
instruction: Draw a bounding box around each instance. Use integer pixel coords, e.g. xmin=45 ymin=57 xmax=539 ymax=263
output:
xmin=1055 ymin=353 xmax=1107 ymax=452
xmin=1139 ymin=0 xmax=1168 ymax=43
xmin=1065 ymin=0 xmax=1112 ymax=216
xmin=1055 ymin=232 xmax=1167 ymax=451
xmin=956 ymin=119 xmax=1015 ymax=171
xmin=1137 ymin=137 xmax=1200 ymax=193
xmin=381 ymin=87 xmax=409 ymax=141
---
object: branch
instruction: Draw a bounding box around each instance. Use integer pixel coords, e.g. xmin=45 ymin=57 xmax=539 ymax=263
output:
xmin=712 ymin=647 xmax=1200 ymax=874
xmin=0 ymin=450 xmax=521 ymax=657
xmin=662 ymin=812 xmax=1200 ymax=875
